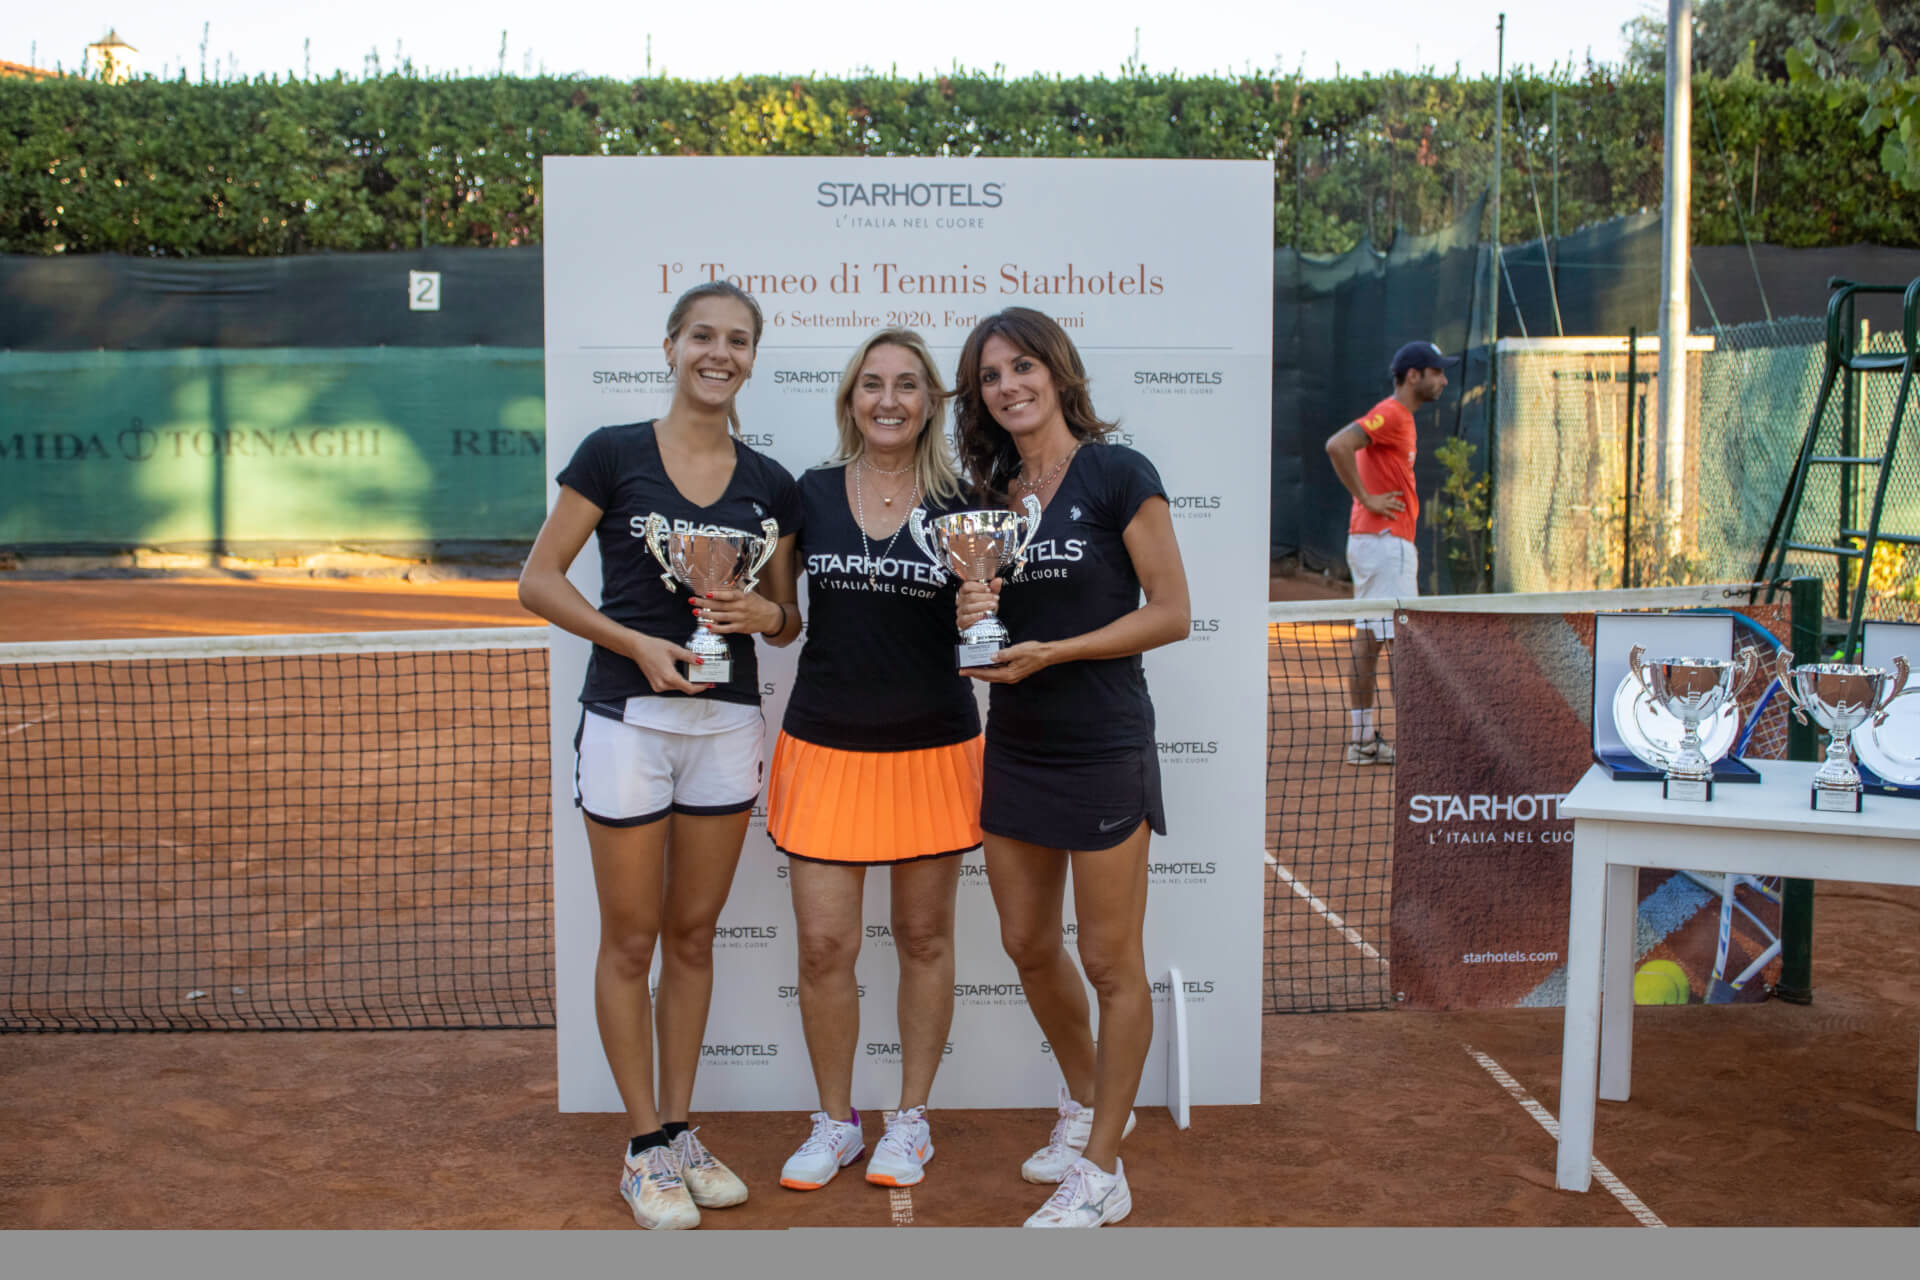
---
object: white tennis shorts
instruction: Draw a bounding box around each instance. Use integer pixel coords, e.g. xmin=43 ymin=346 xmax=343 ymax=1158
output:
xmin=1347 ymin=531 xmax=1417 ymax=639
xmin=573 ymin=702 xmax=766 ymax=827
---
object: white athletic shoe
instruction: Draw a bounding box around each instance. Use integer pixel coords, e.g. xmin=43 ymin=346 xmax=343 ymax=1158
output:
xmin=620 ymin=1143 xmax=700 ymax=1230
xmin=779 ymin=1111 xmax=866 ymax=1191
xmin=671 ymin=1127 xmax=748 ymax=1209
xmin=1023 ymin=1156 xmax=1132 ymax=1228
xmin=1021 ymin=1085 xmax=1137 ymax=1184
xmin=866 ymin=1106 xmax=934 ymax=1187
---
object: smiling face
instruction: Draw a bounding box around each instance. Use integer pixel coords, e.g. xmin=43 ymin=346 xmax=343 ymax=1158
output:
xmin=851 ymin=342 xmax=931 ymax=457
xmin=663 ymin=295 xmax=758 ymax=412
xmin=976 ymin=334 xmax=1064 ymax=438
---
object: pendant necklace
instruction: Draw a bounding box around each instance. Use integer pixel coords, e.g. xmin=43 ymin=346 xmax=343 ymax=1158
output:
xmin=853 ymin=459 xmax=918 ymax=588
xmin=861 ymin=455 xmax=914 ymax=505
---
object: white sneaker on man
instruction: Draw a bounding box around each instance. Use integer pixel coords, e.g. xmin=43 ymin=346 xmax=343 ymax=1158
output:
xmin=619 ymin=1143 xmax=700 ymax=1230
xmin=670 ymin=1127 xmax=748 ymax=1208
xmin=1021 ymin=1085 xmax=1137 ymax=1183
xmin=1023 ymin=1156 xmax=1132 ymax=1227
xmin=866 ymin=1106 xmax=934 ymax=1187
xmin=779 ymin=1111 xmax=866 ymax=1191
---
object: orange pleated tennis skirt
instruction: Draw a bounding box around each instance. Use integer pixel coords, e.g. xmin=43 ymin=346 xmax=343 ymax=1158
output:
xmin=767 ymin=731 xmax=984 ymax=864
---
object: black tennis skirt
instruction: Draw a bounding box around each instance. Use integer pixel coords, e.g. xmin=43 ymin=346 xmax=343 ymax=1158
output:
xmin=979 ymin=737 xmax=1167 ymax=852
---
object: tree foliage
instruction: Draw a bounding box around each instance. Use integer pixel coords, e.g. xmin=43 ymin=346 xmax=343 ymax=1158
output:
xmin=1 ymin=66 xmax=1914 ymax=257
xmin=1787 ymin=0 xmax=1920 ymax=189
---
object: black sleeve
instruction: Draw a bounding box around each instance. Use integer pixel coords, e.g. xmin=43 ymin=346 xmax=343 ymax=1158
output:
xmin=1096 ymin=445 xmax=1168 ymax=531
xmin=555 ymin=426 xmax=619 ymax=511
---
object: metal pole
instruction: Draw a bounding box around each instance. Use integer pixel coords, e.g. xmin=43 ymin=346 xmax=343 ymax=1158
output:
xmin=1776 ymin=574 xmax=1823 ymax=1004
xmin=1488 ymin=14 xmax=1505 ymax=348
xmin=1625 ymin=326 xmax=1638 ymax=589
xmin=1657 ymin=0 xmax=1693 ymax=564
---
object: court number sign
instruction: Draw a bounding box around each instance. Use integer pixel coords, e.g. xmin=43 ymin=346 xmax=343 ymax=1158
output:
xmin=408 ymin=270 xmax=441 ymax=312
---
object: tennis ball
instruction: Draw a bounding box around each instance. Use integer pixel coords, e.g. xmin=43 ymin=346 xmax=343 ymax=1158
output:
xmin=1633 ymin=958 xmax=1690 ymax=1005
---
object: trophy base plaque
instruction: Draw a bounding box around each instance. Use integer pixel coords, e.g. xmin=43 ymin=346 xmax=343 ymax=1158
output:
xmin=955 ymin=641 xmax=1003 ymax=669
xmin=683 ymin=658 xmax=730 ymax=684
xmin=1811 ymin=787 xmax=1863 ymax=813
xmin=1663 ymin=777 xmax=1712 ymax=803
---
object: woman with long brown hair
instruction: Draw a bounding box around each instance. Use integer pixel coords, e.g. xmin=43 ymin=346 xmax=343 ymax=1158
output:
xmin=518 ymin=280 xmax=802 ymax=1230
xmin=950 ymin=306 xmax=1190 ymax=1228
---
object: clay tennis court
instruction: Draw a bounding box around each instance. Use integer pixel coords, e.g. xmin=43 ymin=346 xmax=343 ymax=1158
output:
xmin=3 ymin=575 xmax=1919 ymax=1228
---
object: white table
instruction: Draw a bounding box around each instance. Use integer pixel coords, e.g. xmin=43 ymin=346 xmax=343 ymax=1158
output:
xmin=1554 ymin=760 xmax=1920 ymax=1192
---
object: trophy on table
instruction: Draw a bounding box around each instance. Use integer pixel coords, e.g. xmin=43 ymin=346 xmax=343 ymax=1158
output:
xmin=642 ymin=514 xmax=780 ymax=684
xmin=1776 ymin=649 xmax=1911 ymax=813
xmin=1625 ymin=645 xmax=1759 ymax=801
xmin=907 ymin=495 xmax=1044 ymax=668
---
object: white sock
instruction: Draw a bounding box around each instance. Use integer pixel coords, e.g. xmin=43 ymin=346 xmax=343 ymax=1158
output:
xmin=1350 ymin=708 xmax=1375 ymax=741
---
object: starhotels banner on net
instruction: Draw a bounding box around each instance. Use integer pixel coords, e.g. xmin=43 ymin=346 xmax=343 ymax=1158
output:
xmin=542 ymin=158 xmax=1271 ymax=1110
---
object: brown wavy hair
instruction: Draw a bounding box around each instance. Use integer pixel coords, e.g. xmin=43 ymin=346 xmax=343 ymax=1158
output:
xmin=953 ymin=307 xmax=1116 ymax=503
xmin=665 ymin=280 xmax=765 ymax=437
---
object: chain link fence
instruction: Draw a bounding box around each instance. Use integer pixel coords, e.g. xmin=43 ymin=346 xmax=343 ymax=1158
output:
xmin=1493 ymin=316 xmax=1920 ymax=629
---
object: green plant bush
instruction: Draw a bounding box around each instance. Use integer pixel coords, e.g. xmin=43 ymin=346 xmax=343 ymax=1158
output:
xmin=2 ymin=68 xmax=1912 ymax=256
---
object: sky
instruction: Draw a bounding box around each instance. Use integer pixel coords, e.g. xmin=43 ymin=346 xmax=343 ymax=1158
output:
xmin=18 ymin=1 xmax=1658 ymax=84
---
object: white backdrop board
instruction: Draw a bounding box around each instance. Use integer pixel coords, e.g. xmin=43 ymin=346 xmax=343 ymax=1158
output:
xmin=542 ymin=157 xmax=1271 ymax=1111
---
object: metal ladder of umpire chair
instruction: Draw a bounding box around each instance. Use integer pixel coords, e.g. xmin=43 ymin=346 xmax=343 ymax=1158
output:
xmin=1756 ymin=275 xmax=1920 ymax=660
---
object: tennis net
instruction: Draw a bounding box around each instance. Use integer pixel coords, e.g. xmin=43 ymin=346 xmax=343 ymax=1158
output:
xmin=1 ymin=627 xmax=552 ymax=1032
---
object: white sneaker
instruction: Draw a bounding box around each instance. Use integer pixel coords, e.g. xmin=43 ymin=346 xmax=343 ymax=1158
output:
xmin=671 ymin=1127 xmax=748 ymax=1209
xmin=1021 ymin=1085 xmax=1138 ymax=1183
xmin=619 ymin=1143 xmax=700 ymax=1230
xmin=866 ymin=1106 xmax=934 ymax=1187
xmin=779 ymin=1111 xmax=866 ymax=1191
xmin=1023 ymin=1156 xmax=1132 ymax=1228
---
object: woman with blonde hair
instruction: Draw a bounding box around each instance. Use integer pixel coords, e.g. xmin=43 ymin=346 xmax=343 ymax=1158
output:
xmin=768 ymin=327 xmax=983 ymax=1194
xmin=950 ymin=306 xmax=1190 ymax=1228
xmin=519 ymin=280 xmax=803 ymax=1230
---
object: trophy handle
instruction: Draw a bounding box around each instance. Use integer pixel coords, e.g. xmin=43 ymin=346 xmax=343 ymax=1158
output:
xmin=1626 ymin=644 xmax=1652 ymax=700
xmin=643 ymin=513 xmax=677 ymax=591
xmin=1774 ymin=647 xmax=1811 ymax=726
xmin=905 ymin=507 xmax=948 ymax=583
xmin=738 ymin=517 xmax=781 ymax=593
xmin=1873 ymin=654 xmax=1912 ymax=728
xmin=1732 ymin=644 xmax=1759 ymax=692
xmin=1005 ymin=493 xmax=1044 ymax=581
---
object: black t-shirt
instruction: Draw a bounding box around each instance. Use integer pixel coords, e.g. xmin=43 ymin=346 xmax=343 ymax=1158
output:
xmin=782 ymin=466 xmax=982 ymax=751
xmin=988 ymin=442 xmax=1167 ymax=754
xmin=556 ymin=420 xmax=802 ymax=707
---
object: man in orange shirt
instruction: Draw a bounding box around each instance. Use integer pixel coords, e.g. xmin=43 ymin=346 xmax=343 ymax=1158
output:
xmin=1323 ymin=341 xmax=1456 ymax=765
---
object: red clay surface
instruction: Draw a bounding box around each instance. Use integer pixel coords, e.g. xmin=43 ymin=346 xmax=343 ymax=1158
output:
xmin=4 ymin=577 xmax=1920 ymax=1228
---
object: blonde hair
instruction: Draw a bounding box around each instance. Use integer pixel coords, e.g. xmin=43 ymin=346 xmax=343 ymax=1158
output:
xmin=824 ymin=328 xmax=964 ymax=504
xmin=666 ymin=281 xmax=764 ymax=438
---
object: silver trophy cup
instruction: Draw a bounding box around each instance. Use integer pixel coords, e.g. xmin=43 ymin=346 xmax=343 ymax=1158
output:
xmin=907 ymin=495 xmax=1043 ymax=668
xmin=1776 ymin=649 xmax=1911 ymax=812
xmin=1626 ymin=644 xmax=1758 ymax=801
xmin=642 ymin=514 xmax=780 ymax=684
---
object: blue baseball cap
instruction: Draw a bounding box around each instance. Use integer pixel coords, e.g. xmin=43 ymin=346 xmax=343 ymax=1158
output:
xmin=1390 ymin=341 xmax=1461 ymax=377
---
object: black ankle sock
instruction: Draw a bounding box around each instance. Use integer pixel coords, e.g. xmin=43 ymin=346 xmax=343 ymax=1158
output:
xmin=628 ymin=1130 xmax=668 ymax=1157
xmin=661 ymin=1120 xmax=690 ymax=1141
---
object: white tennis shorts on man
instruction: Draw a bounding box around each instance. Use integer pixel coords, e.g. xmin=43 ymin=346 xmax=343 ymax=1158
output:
xmin=1345 ymin=530 xmax=1417 ymax=639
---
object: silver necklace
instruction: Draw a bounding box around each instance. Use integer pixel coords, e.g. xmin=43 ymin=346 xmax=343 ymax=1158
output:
xmin=1012 ymin=441 xmax=1080 ymax=498
xmin=860 ymin=455 xmax=915 ymax=504
xmin=853 ymin=461 xmax=918 ymax=588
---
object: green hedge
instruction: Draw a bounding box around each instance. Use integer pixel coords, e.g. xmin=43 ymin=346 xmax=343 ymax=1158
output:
xmin=2 ymin=69 xmax=1913 ymax=256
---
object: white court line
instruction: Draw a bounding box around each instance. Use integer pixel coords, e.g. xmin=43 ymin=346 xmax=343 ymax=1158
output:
xmin=5 ymin=716 xmax=49 ymax=736
xmin=1265 ymin=851 xmax=1387 ymax=966
xmin=880 ymin=1110 xmax=913 ymax=1225
xmin=1464 ymin=1046 xmax=1666 ymax=1228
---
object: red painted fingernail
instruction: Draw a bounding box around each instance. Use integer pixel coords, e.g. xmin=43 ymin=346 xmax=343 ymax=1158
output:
xmin=693 ymin=657 xmax=704 ymax=665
